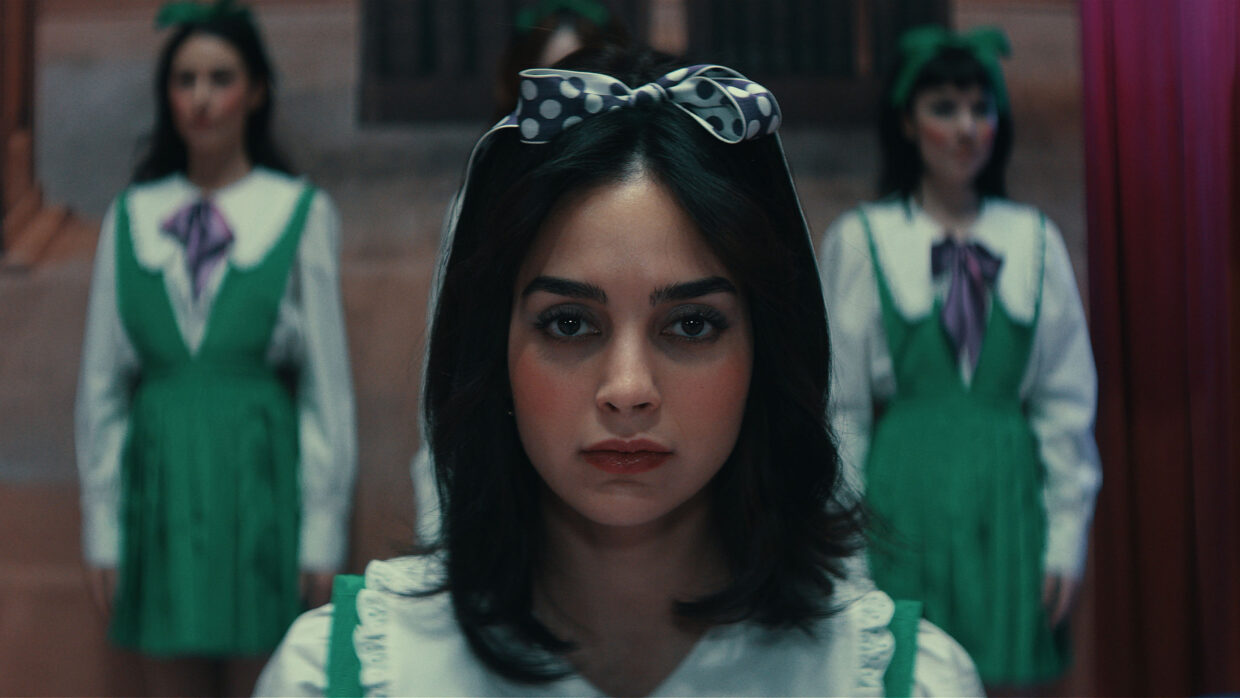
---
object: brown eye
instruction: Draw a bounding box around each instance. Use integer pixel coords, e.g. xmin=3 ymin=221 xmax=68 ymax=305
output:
xmin=556 ymin=317 xmax=582 ymax=336
xmin=172 ymin=71 xmax=196 ymax=89
xmin=679 ymin=318 xmax=705 ymax=336
xmin=210 ymin=69 xmax=237 ymax=88
xmin=535 ymin=307 xmax=600 ymax=340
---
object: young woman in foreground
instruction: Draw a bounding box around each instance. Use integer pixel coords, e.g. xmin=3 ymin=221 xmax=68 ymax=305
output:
xmin=258 ymin=46 xmax=982 ymax=697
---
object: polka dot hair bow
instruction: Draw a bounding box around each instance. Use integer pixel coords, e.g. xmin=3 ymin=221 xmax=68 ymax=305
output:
xmin=500 ymin=65 xmax=782 ymax=144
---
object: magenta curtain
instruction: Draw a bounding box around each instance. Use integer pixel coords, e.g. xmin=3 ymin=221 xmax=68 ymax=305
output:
xmin=1080 ymin=1 xmax=1240 ymax=695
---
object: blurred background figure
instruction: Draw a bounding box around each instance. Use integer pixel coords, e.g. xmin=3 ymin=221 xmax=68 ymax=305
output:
xmin=491 ymin=0 xmax=630 ymax=121
xmin=74 ymin=2 xmax=355 ymax=694
xmin=818 ymin=24 xmax=1100 ymax=692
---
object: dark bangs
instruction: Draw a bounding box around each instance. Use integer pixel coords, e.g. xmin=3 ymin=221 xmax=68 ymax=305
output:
xmin=908 ymin=45 xmax=998 ymax=101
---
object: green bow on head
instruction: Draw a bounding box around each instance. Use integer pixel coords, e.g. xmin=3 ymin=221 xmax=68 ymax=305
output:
xmin=515 ymin=0 xmax=611 ymax=33
xmin=890 ymin=25 xmax=1011 ymax=111
xmin=156 ymin=0 xmax=253 ymax=29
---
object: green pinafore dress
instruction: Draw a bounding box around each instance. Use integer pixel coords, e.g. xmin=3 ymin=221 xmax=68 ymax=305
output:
xmin=859 ymin=211 xmax=1069 ymax=684
xmin=108 ymin=186 xmax=315 ymax=656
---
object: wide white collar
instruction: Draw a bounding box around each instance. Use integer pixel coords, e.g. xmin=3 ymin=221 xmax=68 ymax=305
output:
xmin=125 ymin=167 xmax=306 ymax=272
xmin=862 ymin=197 xmax=1044 ymax=324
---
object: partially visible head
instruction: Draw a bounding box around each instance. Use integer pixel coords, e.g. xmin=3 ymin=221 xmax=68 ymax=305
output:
xmin=492 ymin=0 xmax=630 ymax=120
xmin=426 ymin=44 xmax=861 ymax=683
xmin=133 ymin=8 xmax=290 ymax=182
xmin=878 ymin=26 xmax=1014 ymax=199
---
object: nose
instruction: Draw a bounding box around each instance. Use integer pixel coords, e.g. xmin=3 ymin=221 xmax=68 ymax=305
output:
xmin=596 ymin=329 xmax=660 ymax=416
xmin=191 ymin=78 xmax=211 ymax=109
xmin=956 ymin=109 xmax=978 ymax=138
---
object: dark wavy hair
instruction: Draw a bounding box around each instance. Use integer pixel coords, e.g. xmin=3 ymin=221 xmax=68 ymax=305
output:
xmin=422 ymin=45 xmax=865 ymax=683
xmin=132 ymin=14 xmax=292 ymax=182
xmin=878 ymin=44 xmax=1014 ymax=199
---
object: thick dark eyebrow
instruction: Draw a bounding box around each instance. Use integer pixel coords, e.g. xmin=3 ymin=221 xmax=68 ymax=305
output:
xmin=521 ymin=276 xmax=607 ymax=303
xmin=650 ymin=276 xmax=737 ymax=305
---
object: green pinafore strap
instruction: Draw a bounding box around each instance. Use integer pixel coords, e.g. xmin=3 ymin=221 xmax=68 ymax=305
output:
xmin=327 ymin=574 xmax=366 ymax=698
xmin=883 ymin=599 xmax=923 ymax=698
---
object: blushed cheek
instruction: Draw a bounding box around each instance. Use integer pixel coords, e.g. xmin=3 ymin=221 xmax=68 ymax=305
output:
xmin=921 ymin=121 xmax=953 ymax=147
xmin=683 ymin=355 xmax=751 ymax=446
xmin=510 ymin=351 xmax=566 ymax=419
xmin=215 ymin=86 xmax=248 ymax=119
xmin=169 ymin=90 xmax=195 ymax=123
xmin=508 ymin=343 xmax=581 ymax=467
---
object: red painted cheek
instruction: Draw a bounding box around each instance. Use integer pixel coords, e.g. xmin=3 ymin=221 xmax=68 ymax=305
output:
xmin=510 ymin=350 xmax=575 ymax=418
xmin=674 ymin=355 xmax=751 ymax=440
xmin=168 ymin=91 xmax=196 ymax=120
xmin=215 ymin=86 xmax=247 ymax=115
xmin=921 ymin=122 xmax=953 ymax=146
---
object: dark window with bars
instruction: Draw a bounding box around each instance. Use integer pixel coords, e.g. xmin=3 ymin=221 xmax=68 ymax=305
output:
xmin=359 ymin=0 xmax=946 ymax=125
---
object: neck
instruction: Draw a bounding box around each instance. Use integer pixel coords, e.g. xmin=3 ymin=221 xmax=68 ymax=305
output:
xmin=534 ymin=489 xmax=726 ymax=643
xmin=186 ymin=147 xmax=253 ymax=193
xmin=916 ymin=177 xmax=980 ymax=239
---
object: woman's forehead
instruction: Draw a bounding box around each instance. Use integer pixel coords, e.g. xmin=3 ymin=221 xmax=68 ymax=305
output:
xmin=517 ymin=174 xmax=731 ymax=288
xmin=171 ymin=33 xmax=245 ymax=70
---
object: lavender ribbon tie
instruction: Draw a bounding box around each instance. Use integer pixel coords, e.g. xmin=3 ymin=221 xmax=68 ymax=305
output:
xmin=931 ymin=238 xmax=1002 ymax=372
xmin=161 ymin=199 xmax=234 ymax=299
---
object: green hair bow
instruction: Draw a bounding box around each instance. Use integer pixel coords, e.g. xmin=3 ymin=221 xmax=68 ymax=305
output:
xmin=156 ymin=0 xmax=253 ymax=29
xmin=515 ymin=0 xmax=611 ymax=33
xmin=890 ymin=25 xmax=1011 ymax=111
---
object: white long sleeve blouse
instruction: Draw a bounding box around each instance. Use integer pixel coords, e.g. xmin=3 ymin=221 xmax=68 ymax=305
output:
xmin=74 ymin=167 xmax=357 ymax=571
xmin=818 ymin=197 xmax=1101 ymax=579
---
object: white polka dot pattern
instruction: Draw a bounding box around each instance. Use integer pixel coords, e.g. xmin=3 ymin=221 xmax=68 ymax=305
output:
xmin=497 ymin=64 xmax=782 ymax=145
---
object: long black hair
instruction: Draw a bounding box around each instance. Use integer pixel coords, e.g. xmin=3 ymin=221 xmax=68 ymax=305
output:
xmin=423 ymin=45 xmax=865 ymax=683
xmin=878 ymin=44 xmax=1014 ymax=199
xmin=132 ymin=13 xmax=292 ymax=182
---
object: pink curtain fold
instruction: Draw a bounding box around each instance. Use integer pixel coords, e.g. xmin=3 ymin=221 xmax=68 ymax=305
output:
xmin=1080 ymin=1 xmax=1240 ymax=695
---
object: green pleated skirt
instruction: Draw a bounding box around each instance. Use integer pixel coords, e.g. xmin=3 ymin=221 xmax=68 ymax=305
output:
xmin=109 ymin=366 xmax=301 ymax=656
xmin=866 ymin=394 xmax=1069 ymax=684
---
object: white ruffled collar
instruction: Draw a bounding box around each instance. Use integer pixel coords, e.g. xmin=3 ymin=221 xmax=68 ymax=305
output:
xmin=354 ymin=556 xmax=899 ymax=697
xmin=124 ymin=167 xmax=307 ymax=272
xmin=862 ymin=197 xmax=1044 ymax=324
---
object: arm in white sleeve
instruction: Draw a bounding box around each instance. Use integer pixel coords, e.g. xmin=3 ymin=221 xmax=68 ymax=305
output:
xmin=254 ymin=605 xmax=332 ymax=697
xmin=293 ymin=193 xmax=357 ymax=571
xmin=818 ymin=211 xmax=889 ymax=494
xmin=75 ymin=204 xmax=140 ymax=567
xmin=1024 ymin=219 xmax=1102 ymax=579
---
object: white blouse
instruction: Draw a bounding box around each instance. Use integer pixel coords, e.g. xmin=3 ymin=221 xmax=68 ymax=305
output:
xmin=74 ymin=167 xmax=357 ymax=571
xmin=254 ymin=556 xmax=984 ymax=697
xmin=817 ymin=197 xmax=1102 ymax=580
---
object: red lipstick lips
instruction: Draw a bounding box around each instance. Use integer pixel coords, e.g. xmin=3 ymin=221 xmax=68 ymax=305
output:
xmin=582 ymin=439 xmax=672 ymax=474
